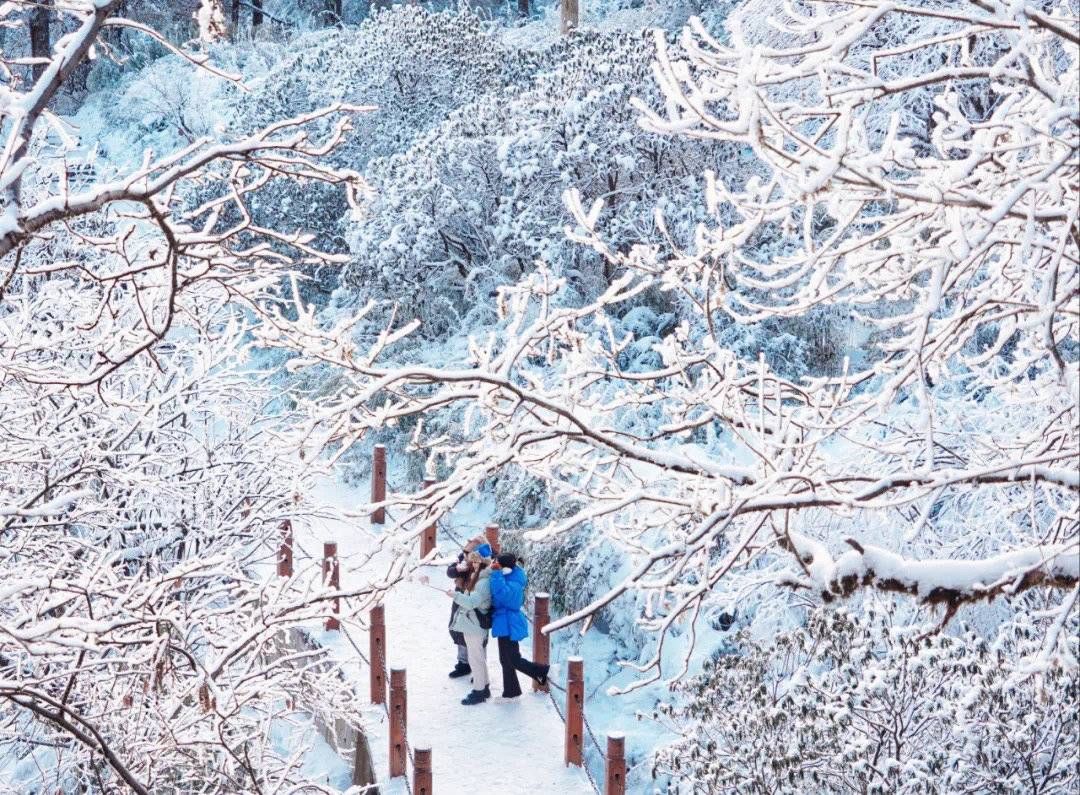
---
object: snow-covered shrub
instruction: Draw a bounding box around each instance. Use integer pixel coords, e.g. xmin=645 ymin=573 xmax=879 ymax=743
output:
xmin=342 ymin=25 xmax=743 ymax=336
xmin=231 ymin=7 xmax=537 ymax=168
xmin=654 ymin=605 xmax=1080 ymax=793
xmin=0 ymin=6 xmax=385 ymax=790
xmin=295 ymin=0 xmax=1079 ymax=695
xmin=215 ymin=7 xmax=556 ymax=305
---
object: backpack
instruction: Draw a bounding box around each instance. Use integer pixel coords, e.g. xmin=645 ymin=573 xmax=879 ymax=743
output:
xmin=475 ymin=607 xmax=493 ymax=631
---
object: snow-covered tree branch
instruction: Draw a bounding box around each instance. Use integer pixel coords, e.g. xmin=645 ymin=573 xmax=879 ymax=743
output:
xmin=285 ymin=0 xmax=1078 ymax=689
xmin=0 ymin=3 xmax=387 ymax=790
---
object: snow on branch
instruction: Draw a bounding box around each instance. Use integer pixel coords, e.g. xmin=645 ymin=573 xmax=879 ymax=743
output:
xmin=785 ymin=533 xmax=1080 ymax=609
xmin=283 ymin=0 xmax=1078 ymax=689
xmin=0 ymin=4 xmax=385 ymax=790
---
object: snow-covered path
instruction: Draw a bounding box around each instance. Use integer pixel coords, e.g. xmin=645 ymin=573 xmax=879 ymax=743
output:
xmin=301 ymin=483 xmax=595 ymax=795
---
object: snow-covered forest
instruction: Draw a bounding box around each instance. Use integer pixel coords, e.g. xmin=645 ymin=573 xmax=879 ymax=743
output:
xmin=1 ymin=0 xmax=1077 ymax=792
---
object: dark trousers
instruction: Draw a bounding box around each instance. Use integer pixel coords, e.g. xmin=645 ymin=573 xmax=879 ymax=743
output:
xmin=497 ymin=636 xmax=545 ymax=697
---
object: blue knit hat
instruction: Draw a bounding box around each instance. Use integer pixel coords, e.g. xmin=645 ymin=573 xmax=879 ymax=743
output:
xmin=476 ymin=543 xmax=493 ymax=559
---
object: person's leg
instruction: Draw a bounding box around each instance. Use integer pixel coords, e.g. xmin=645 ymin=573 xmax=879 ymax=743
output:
xmin=513 ymin=654 xmax=547 ymax=682
xmin=464 ymin=633 xmax=489 ymax=692
xmin=497 ymin=636 xmax=522 ymax=697
xmin=449 ymin=630 xmax=470 ymax=676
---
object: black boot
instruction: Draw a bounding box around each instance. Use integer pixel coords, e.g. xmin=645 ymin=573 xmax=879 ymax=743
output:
xmin=535 ymin=664 xmax=550 ymax=688
xmin=448 ymin=662 xmax=471 ymax=679
xmin=461 ymin=686 xmax=490 ymax=706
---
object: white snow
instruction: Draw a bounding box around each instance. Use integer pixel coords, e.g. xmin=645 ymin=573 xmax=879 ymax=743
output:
xmin=297 ymin=480 xmax=595 ymax=794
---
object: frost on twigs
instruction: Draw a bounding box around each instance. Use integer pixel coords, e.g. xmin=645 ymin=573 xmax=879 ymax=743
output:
xmin=297 ymin=0 xmax=1078 ymax=691
xmin=654 ymin=606 xmax=1079 ymax=792
xmin=0 ymin=3 xmax=379 ymax=791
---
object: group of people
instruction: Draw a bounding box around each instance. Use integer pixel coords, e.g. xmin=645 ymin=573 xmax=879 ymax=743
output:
xmin=445 ymin=537 xmax=549 ymax=705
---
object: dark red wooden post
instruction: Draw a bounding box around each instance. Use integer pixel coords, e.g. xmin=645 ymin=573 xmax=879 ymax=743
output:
xmin=420 ymin=478 xmax=437 ymax=559
xmin=484 ymin=523 xmax=500 ymax=554
xmin=413 ymin=747 xmax=432 ymax=795
xmin=323 ymin=543 xmax=340 ymax=631
xmin=565 ymin=656 xmax=584 ymax=766
xmin=277 ymin=520 xmax=293 ymax=577
xmin=389 ymin=668 xmax=408 ymax=778
xmin=533 ymin=592 xmax=550 ymax=693
xmin=606 ymin=733 xmax=626 ymax=795
xmin=371 ymin=445 xmax=387 ymax=524
xmin=370 ymin=605 xmax=386 ymax=704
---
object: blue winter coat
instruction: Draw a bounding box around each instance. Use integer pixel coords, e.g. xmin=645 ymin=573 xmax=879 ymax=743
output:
xmin=489 ymin=566 xmax=529 ymax=641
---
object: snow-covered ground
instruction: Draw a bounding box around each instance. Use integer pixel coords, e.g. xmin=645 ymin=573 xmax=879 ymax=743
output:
xmin=297 ymin=480 xmax=595 ymax=794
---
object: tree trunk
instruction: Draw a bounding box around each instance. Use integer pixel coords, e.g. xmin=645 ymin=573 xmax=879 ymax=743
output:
xmin=29 ymin=0 xmax=51 ymax=84
xmin=252 ymin=0 xmax=263 ymax=33
xmin=325 ymin=0 xmax=342 ymax=25
xmin=519 ymin=0 xmax=529 ymax=17
xmin=231 ymin=0 xmax=241 ymax=38
xmin=560 ymin=0 xmax=578 ymax=35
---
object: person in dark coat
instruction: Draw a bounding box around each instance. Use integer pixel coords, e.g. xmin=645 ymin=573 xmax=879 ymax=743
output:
xmin=488 ymin=552 xmax=549 ymax=698
xmin=446 ymin=538 xmax=492 ymax=678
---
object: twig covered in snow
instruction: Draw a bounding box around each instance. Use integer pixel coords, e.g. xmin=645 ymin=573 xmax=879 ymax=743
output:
xmin=269 ymin=0 xmax=1079 ymax=689
xmin=0 ymin=3 xmax=385 ymax=790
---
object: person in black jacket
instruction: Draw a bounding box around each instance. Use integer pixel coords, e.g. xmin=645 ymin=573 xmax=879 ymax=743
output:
xmin=446 ymin=537 xmax=492 ymax=678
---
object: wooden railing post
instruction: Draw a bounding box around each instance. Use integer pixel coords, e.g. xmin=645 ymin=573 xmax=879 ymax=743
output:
xmin=371 ymin=445 xmax=387 ymax=525
xmin=560 ymin=0 xmax=579 ymax=34
xmin=565 ymin=656 xmax=584 ymax=766
xmin=484 ymin=523 xmax=500 ymax=554
xmin=413 ymin=747 xmax=432 ymax=795
xmin=277 ymin=520 xmax=293 ymax=577
xmin=370 ymin=605 xmax=386 ymax=705
xmin=420 ymin=478 xmax=436 ymax=559
xmin=532 ymin=593 xmax=550 ymax=692
xmin=606 ymin=733 xmax=626 ymax=795
xmin=323 ymin=543 xmax=340 ymax=631
xmin=389 ymin=668 xmax=408 ymax=778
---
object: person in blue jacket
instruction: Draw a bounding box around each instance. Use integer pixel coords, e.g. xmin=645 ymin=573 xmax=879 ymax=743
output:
xmin=488 ymin=552 xmax=549 ymax=698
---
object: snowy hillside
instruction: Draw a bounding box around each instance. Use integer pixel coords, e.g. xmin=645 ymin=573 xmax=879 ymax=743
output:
xmin=1 ymin=1 xmax=1077 ymax=793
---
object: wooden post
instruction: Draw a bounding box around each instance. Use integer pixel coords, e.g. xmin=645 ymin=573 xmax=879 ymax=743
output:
xmin=560 ymin=0 xmax=579 ymax=35
xmin=277 ymin=520 xmax=293 ymax=577
xmin=605 ymin=733 xmax=626 ymax=795
xmin=484 ymin=523 xmax=500 ymax=554
xmin=323 ymin=543 xmax=340 ymax=631
xmin=389 ymin=668 xmax=408 ymax=779
xmin=420 ymin=478 xmax=437 ymax=559
xmin=413 ymin=747 xmax=432 ymax=795
xmin=565 ymin=656 xmax=584 ymax=766
xmin=371 ymin=445 xmax=387 ymax=524
xmin=370 ymin=605 xmax=386 ymax=704
xmin=532 ymin=593 xmax=550 ymax=692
